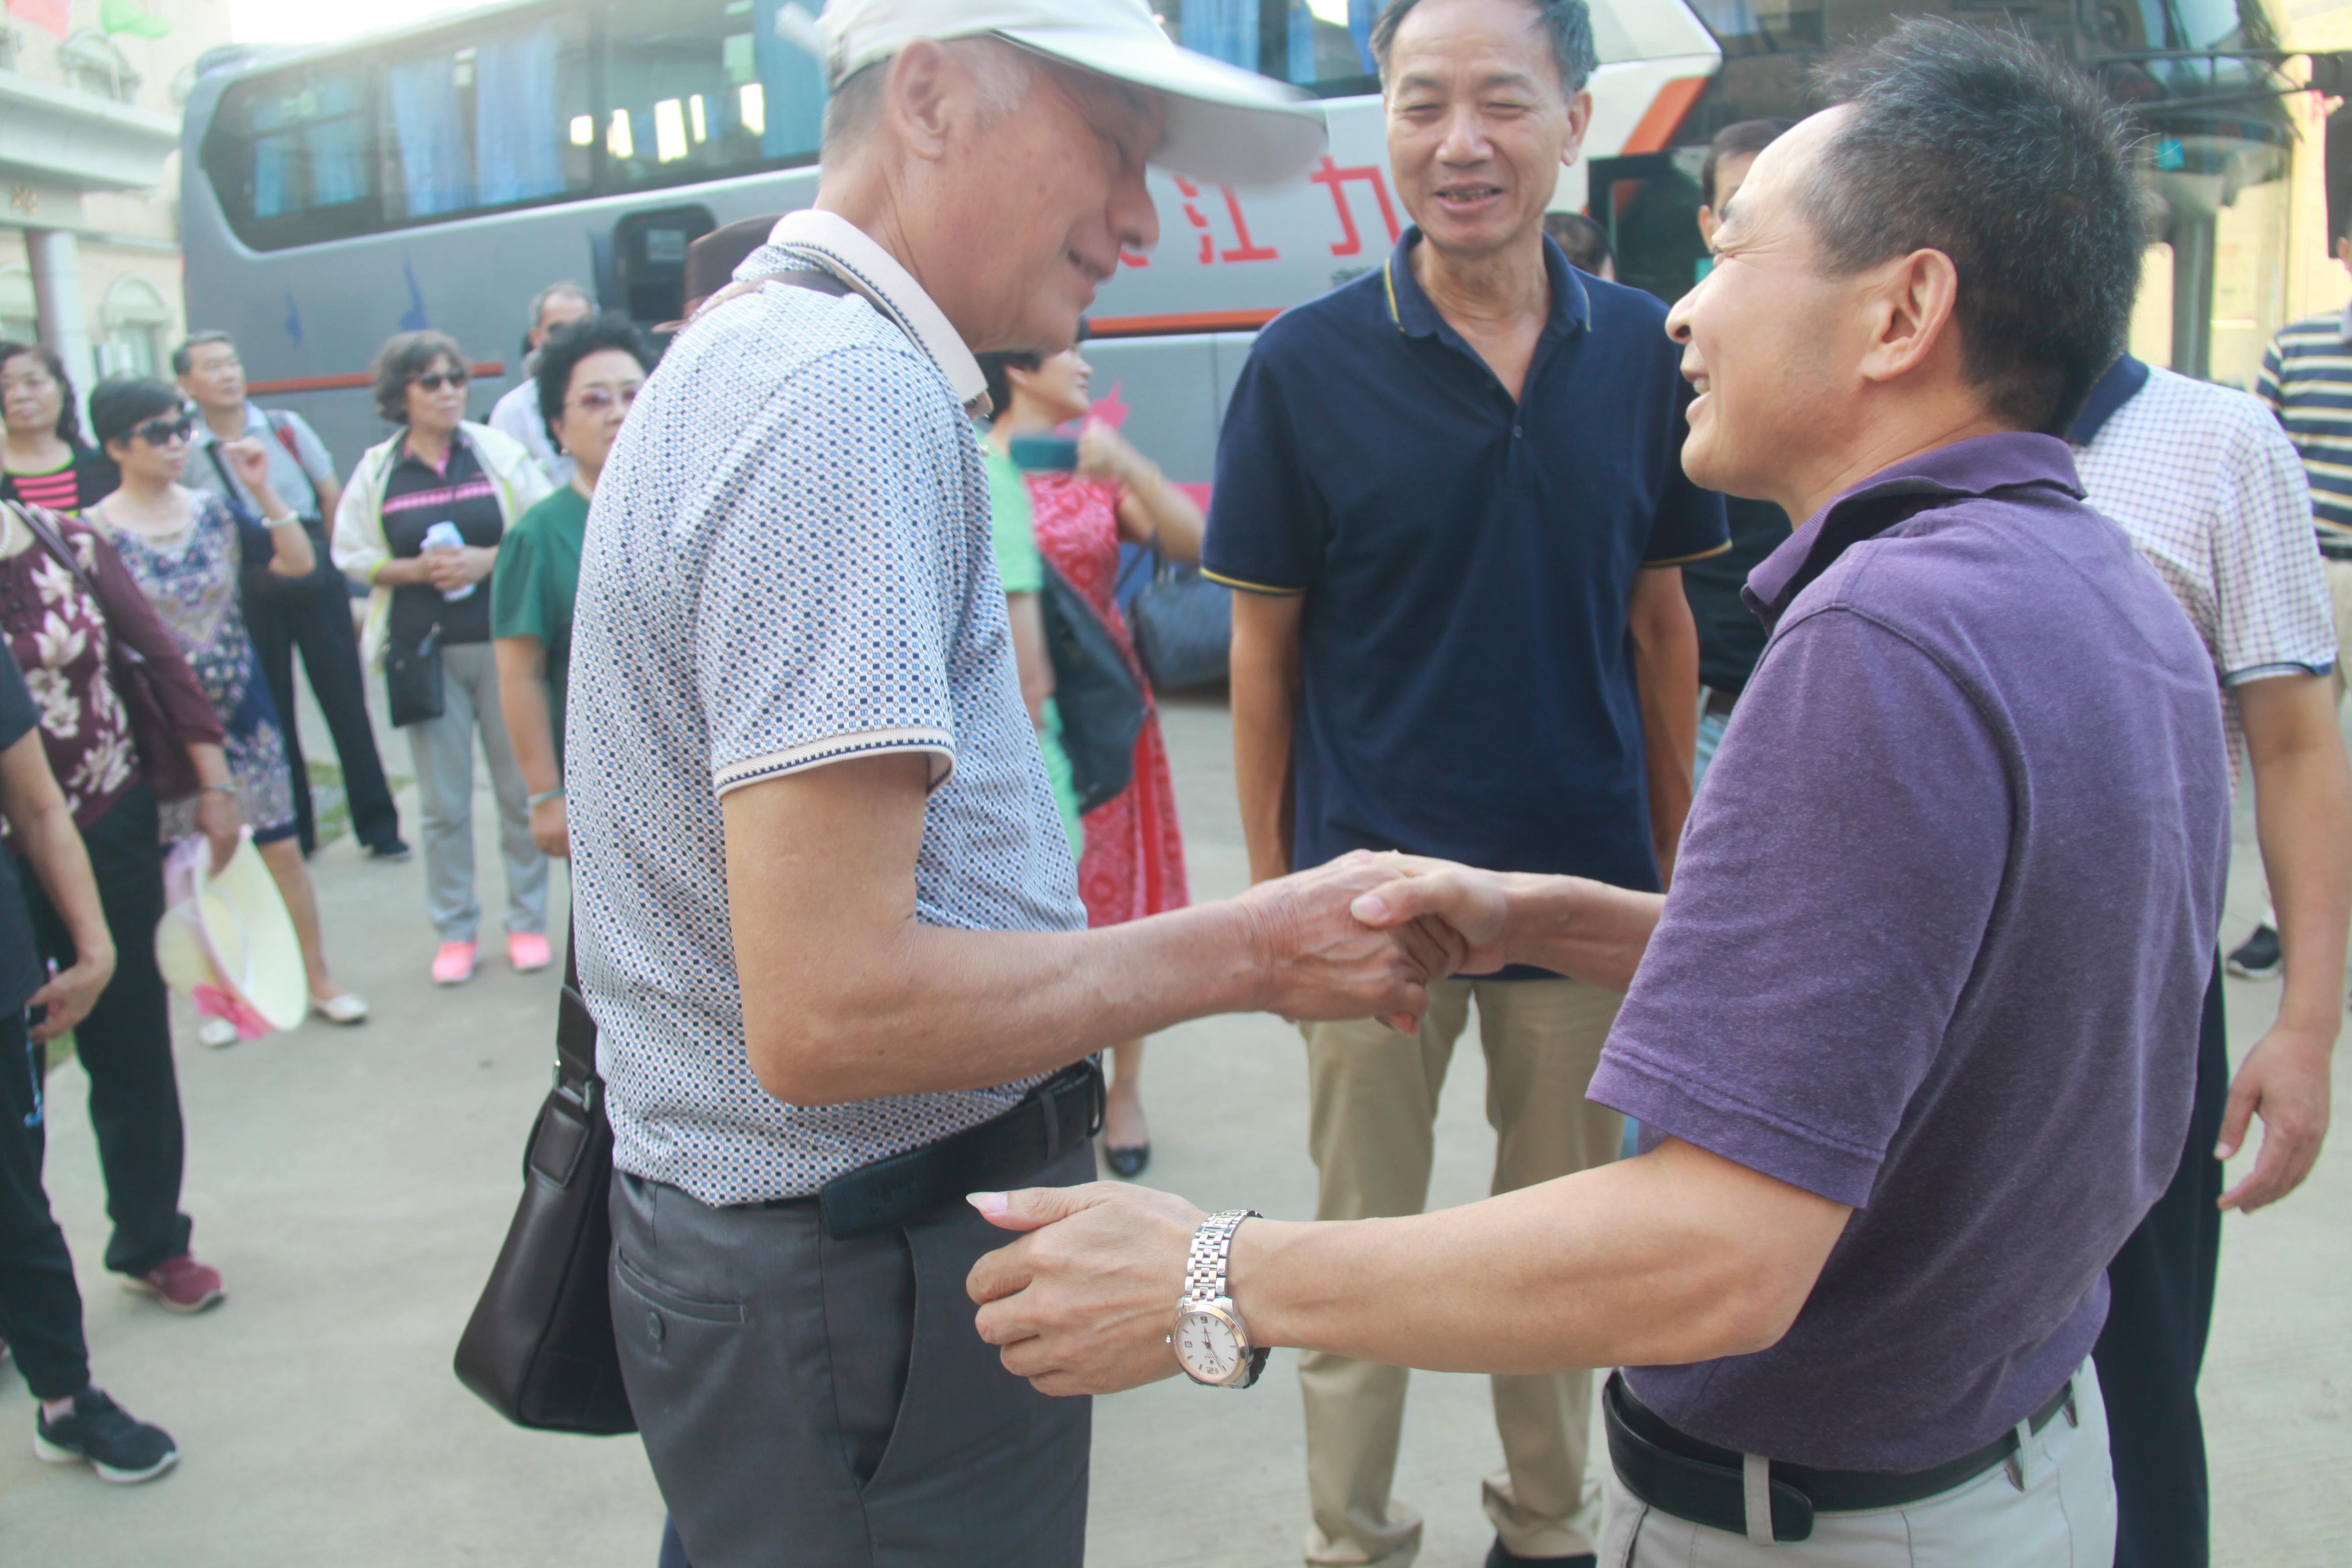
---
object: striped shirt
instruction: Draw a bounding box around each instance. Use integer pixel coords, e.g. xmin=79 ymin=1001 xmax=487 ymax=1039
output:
xmin=2256 ymin=306 xmax=2352 ymax=548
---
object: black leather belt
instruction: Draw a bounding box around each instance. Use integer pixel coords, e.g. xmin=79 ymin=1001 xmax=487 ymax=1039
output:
xmin=803 ymin=1060 xmax=1104 ymax=1239
xmin=1603 ymin=1370 xmax=2076 ymax=1543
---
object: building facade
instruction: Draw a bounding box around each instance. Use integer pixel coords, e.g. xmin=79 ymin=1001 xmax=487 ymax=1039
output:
xmin=0 ymin=0 xmax=231 ymax=395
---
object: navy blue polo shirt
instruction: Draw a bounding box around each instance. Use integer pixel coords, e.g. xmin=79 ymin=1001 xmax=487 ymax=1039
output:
xmin=1205 ymin=229 xmax=1726 ymax=913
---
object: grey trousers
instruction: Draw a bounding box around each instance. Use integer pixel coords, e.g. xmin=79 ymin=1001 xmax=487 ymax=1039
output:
xmin=401 ymin=639 xmax=547 ymax=942
xmin=611 ymin=1142 xmax=1096 ymax=1568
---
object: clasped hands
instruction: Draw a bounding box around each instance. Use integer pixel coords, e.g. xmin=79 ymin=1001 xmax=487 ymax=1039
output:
xmin=966 ymin=849 xmax=1515 ymax=1398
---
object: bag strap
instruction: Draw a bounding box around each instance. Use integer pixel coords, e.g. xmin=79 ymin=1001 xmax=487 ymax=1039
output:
xmin=263 ymin=410 xmax=317 ymax=487
xmin=554 ymin=921 xmax=601 ymax=1110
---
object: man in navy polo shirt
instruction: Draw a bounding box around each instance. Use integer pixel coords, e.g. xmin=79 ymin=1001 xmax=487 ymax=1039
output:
xmin=1203 ymin=1 xmax=1722 ymax=1563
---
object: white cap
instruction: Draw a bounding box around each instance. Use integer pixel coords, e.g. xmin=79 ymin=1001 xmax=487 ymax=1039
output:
xmin=781 ymin=0 xmax=1328 ymax=186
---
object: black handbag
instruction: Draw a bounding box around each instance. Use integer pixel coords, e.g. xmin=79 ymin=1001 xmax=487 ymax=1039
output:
xmin=384 ymin=625 xmax=444 ymax=728
xmin=1039 ymin=560 xmax=1144 ymax=815
xmin=1129 ymin=545 xmax=1232 ymax=692
xmin=204 ymin=441 xmax=338 ymax=605
xmin=453 ymin=936 xmax=636 ymax=1435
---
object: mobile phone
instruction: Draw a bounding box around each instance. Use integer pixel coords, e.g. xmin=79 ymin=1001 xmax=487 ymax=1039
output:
xmin=1008 ymin=434 xmax=1080 ymax=473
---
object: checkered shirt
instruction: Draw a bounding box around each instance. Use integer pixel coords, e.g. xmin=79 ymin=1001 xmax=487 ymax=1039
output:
xmin=2072 ymin=364 xmax=2337 ymax=785
xmin=566 ymin=213 xmax=1084 ymax=1206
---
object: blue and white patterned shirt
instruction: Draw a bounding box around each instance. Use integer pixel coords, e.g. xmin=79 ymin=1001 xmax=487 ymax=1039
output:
xmin=567 ymin=210 xmax=1085 ymax=1206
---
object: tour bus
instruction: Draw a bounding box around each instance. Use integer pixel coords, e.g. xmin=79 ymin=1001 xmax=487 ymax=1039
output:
xmin=179 ymin=0 xmax=1723 ymax=477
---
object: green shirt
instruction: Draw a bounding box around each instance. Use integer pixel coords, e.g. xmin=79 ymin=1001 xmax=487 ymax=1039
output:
xmin=980 ymin=436 xmax=1082 ymax=857
xmin=490 ymin=484 xmax=589 ymax=761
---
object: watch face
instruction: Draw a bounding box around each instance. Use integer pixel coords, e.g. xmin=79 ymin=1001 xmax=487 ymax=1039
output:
xmin=1174 ymin=1308 xmax=1244 ymax=1384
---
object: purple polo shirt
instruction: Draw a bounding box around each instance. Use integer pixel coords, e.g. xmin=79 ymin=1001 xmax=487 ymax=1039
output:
xmin=1590 ymin=433 xmax=2228 ymax=1471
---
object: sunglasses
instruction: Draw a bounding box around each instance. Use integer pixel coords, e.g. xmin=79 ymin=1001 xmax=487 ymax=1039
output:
xmin=413 ymin=368 xmax=470 ymax=392
xmin=133 ymin=413 xmax=196 ymax=446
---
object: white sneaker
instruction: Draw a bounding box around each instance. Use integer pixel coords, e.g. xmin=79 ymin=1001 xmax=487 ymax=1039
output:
xmin=310 ymin=992 xmax=370 ymax=1026
xmin=196 ymin=1017 xmax=238 ymax=1050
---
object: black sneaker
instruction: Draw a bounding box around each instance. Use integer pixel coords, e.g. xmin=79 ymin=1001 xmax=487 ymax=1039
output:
xmin=34 ymin=1389 xmax=179 ymax=1484
xmin=2227 ymin=924 xmax=2282 ymax=980
xmin=366 ymin=836 xmax=413 ymax=863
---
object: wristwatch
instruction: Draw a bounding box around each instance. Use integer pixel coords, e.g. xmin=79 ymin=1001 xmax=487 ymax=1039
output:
xmin=1170 ymin=1209 xmax=1267 ymax=1388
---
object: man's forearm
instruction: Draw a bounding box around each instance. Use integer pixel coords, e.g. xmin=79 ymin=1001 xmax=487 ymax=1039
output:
xmin=1630 ymin=569 xmax=1699 ymax=886
xmin=745 ymin=902 xmax=1267 ymax=1104
xmin=1226 ymin=1138 xmax=1849 ymax=1373
xmin=2254 ymin=741 xmax=2352 ymax=1037
xmin=1230 ymin=601 xmax=1302 ymax=884
xmin=1502 ymin=874 xmax=1664 ymax=992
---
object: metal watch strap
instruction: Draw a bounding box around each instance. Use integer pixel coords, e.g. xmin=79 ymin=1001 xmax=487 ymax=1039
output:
xmin=1184 ymin=1209 xmax=1268 ymax=1387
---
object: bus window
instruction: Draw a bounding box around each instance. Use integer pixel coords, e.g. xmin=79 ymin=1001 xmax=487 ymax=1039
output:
xmin=601 ymin=0 xmax=825 ymax=192
xmin=381 ymin=16 xmax=593 ymax=221
xmin=1684 ymin=0 xmax=1824 ymax=56
xmin=1159 ymin=0 xmax=1379 ymax=96
xmin=203 ymin=65 xmax=380 ymax=249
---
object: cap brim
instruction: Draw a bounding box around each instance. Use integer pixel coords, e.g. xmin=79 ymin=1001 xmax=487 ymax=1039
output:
xmin=1000 ymin=27 xmax=1329 ymax=186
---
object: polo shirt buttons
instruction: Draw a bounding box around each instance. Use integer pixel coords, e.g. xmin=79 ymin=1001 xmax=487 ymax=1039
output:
xmin=647 ymin=1309 xmax=665 ymax=1349
xmin=1513 ymin=424 xmax=1523 ymax=440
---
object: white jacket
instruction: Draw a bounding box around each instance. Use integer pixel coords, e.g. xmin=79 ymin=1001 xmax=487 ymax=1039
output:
xmin=332 ymin=420 xmax=552 ymax=667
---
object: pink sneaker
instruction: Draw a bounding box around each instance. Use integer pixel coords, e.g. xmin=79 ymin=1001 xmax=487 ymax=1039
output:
xmin=507 ymin=931 xmax=552 ymax=973
xmin=120 ymin=1255 xmax=225 ymax=1315
xmin=432 ymin=940 xmax=478 ymax=985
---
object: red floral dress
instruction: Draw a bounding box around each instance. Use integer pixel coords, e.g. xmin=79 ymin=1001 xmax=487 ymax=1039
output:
xmin=1027 ymin=473 xmax=1189 ymax=926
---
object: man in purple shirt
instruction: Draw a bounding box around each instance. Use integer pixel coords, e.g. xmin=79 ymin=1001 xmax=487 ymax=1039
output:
xmin=960 ymin=21 xmax=2229 ymax=1567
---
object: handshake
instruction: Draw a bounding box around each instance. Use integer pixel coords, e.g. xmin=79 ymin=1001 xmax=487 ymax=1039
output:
xmin=1233 ymin=849 xmax=1521 ymax=1032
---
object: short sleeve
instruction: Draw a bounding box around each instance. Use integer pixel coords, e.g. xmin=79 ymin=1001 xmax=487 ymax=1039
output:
xmin=694 ymin=349 xmax=959 ymax=797
xmin=490 ymin=511 xmax=550 ymax=643
xmin=1589 ymin=608 xmax=2009 ymax=1207
xmin=1642 ymin=377 xmax=1731 ymax=566
xmin=2256 ymin=338 xmax=2285 ymax=418
xmin=2211 ymin=410 xmax=2336 ymax=686
xmin=981 ymin=441 xmax=1043 ymax=595
xmin=1202 ymin=339 xmax=1323 ymax=596
xmin=0 ymin=641 xmax=38 ymax=752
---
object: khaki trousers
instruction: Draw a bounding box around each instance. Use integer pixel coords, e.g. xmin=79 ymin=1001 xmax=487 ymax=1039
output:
xmin=1300 ymin=978 xmax=1625 ymax=1567
xmin=1599 ymin=1360 xmax=2114 ymax=1567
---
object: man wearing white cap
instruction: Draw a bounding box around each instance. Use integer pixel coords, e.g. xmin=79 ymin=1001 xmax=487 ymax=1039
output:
xmin=563 ymin=4 xmax=1434 ymax=1564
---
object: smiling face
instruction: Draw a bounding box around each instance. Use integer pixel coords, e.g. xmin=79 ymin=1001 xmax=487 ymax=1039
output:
xmin=1665 ymin=110 xmax=1857 ymax=509
xmin=1 ymin=351 xmax=64 ymax=439
xmin=551 ymin=347 xmax=645 ymax=481
xmin=1005 ymin=347 xmax=1093 ymax=427
xmin=1382 ymin=0 xmax=1589 ymax=264
xmin=919 ymin=49 xmax=1161 ymax=356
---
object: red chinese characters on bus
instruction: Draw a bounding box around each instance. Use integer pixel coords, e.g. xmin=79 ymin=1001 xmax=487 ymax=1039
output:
xmin=1310 ymin=157 xmax=1402 ymax=257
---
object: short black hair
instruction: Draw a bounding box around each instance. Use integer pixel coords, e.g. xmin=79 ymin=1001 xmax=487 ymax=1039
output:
xmin=89 ymin=376 xmax=184 ymax=451
xmin=975 ymin=321 xmax=1090 ymax=420
xmin=370 ymin=330 xmax=467 ymax=424
xmin=0 ymin=341 xmax=87 ymax=445
xmin=1701 ymin=119 xmax=1792 ymax=208
xmin=1543 ymin=211 xmax=1612 ymax=275
xmin=535 ymin=313 xmax=655 ymax=447
xmin=171 ymin=330 xmax=236 ymax=378
xmin=1372 ymin=0 xmax=1596 ymax=97
xmin=1805 ymin=20 xmax=2140 ymax=436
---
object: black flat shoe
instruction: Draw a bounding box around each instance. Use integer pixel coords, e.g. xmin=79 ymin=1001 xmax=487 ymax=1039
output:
xmin=1486 ymin=1540 xmax=1594 ymax=1568
xmin=1104 ymin=1143 xmax=1151 ymax=1178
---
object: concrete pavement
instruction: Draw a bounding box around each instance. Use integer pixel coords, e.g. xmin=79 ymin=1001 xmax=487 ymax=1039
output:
xmin=4 ymin=692 xmax=2347 ymax=1567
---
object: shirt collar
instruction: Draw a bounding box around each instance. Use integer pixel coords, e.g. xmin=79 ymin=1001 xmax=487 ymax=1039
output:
xmin=2066 ymin=355 xmax=2151 ymax=447
xmin=760 ymin=210 xmax=987 ymax=411
xmin=1381 ymin=226 xmax=1589 ymax=343
xmin=186 ymin=404 xmax=260 ymax=449
xmin=1744 ymin=432 xmax=2085 ymax=625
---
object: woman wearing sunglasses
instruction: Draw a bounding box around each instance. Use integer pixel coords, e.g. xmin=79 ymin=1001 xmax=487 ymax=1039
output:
xmin=334 ymin=331 xmax=552 ymax=986
xmin=0 ymin=342 xmax=118 ymax=516
xmin=84 ymin=378 xmax=368 ymax=1042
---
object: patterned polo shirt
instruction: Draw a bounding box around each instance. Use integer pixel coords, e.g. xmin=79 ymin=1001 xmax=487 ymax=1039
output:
xmin=2257 ymin=305 xmax=2352 ymax=549
xmin=567 ymin=210 xmax=1084 ymax=1207
xmin=2071 ymin=356 xmax=2337 ymax=784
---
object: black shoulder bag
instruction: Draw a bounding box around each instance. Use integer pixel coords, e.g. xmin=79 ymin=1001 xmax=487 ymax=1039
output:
xmin=452 ymin=934 xmax=636 ymax=1434
xmin=1039 ymin=561 xmax=1145 ymax=814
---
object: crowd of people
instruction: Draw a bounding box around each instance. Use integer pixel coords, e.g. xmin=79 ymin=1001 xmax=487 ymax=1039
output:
xmin=1 ymin=0 xmax=2348 ymax=1564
